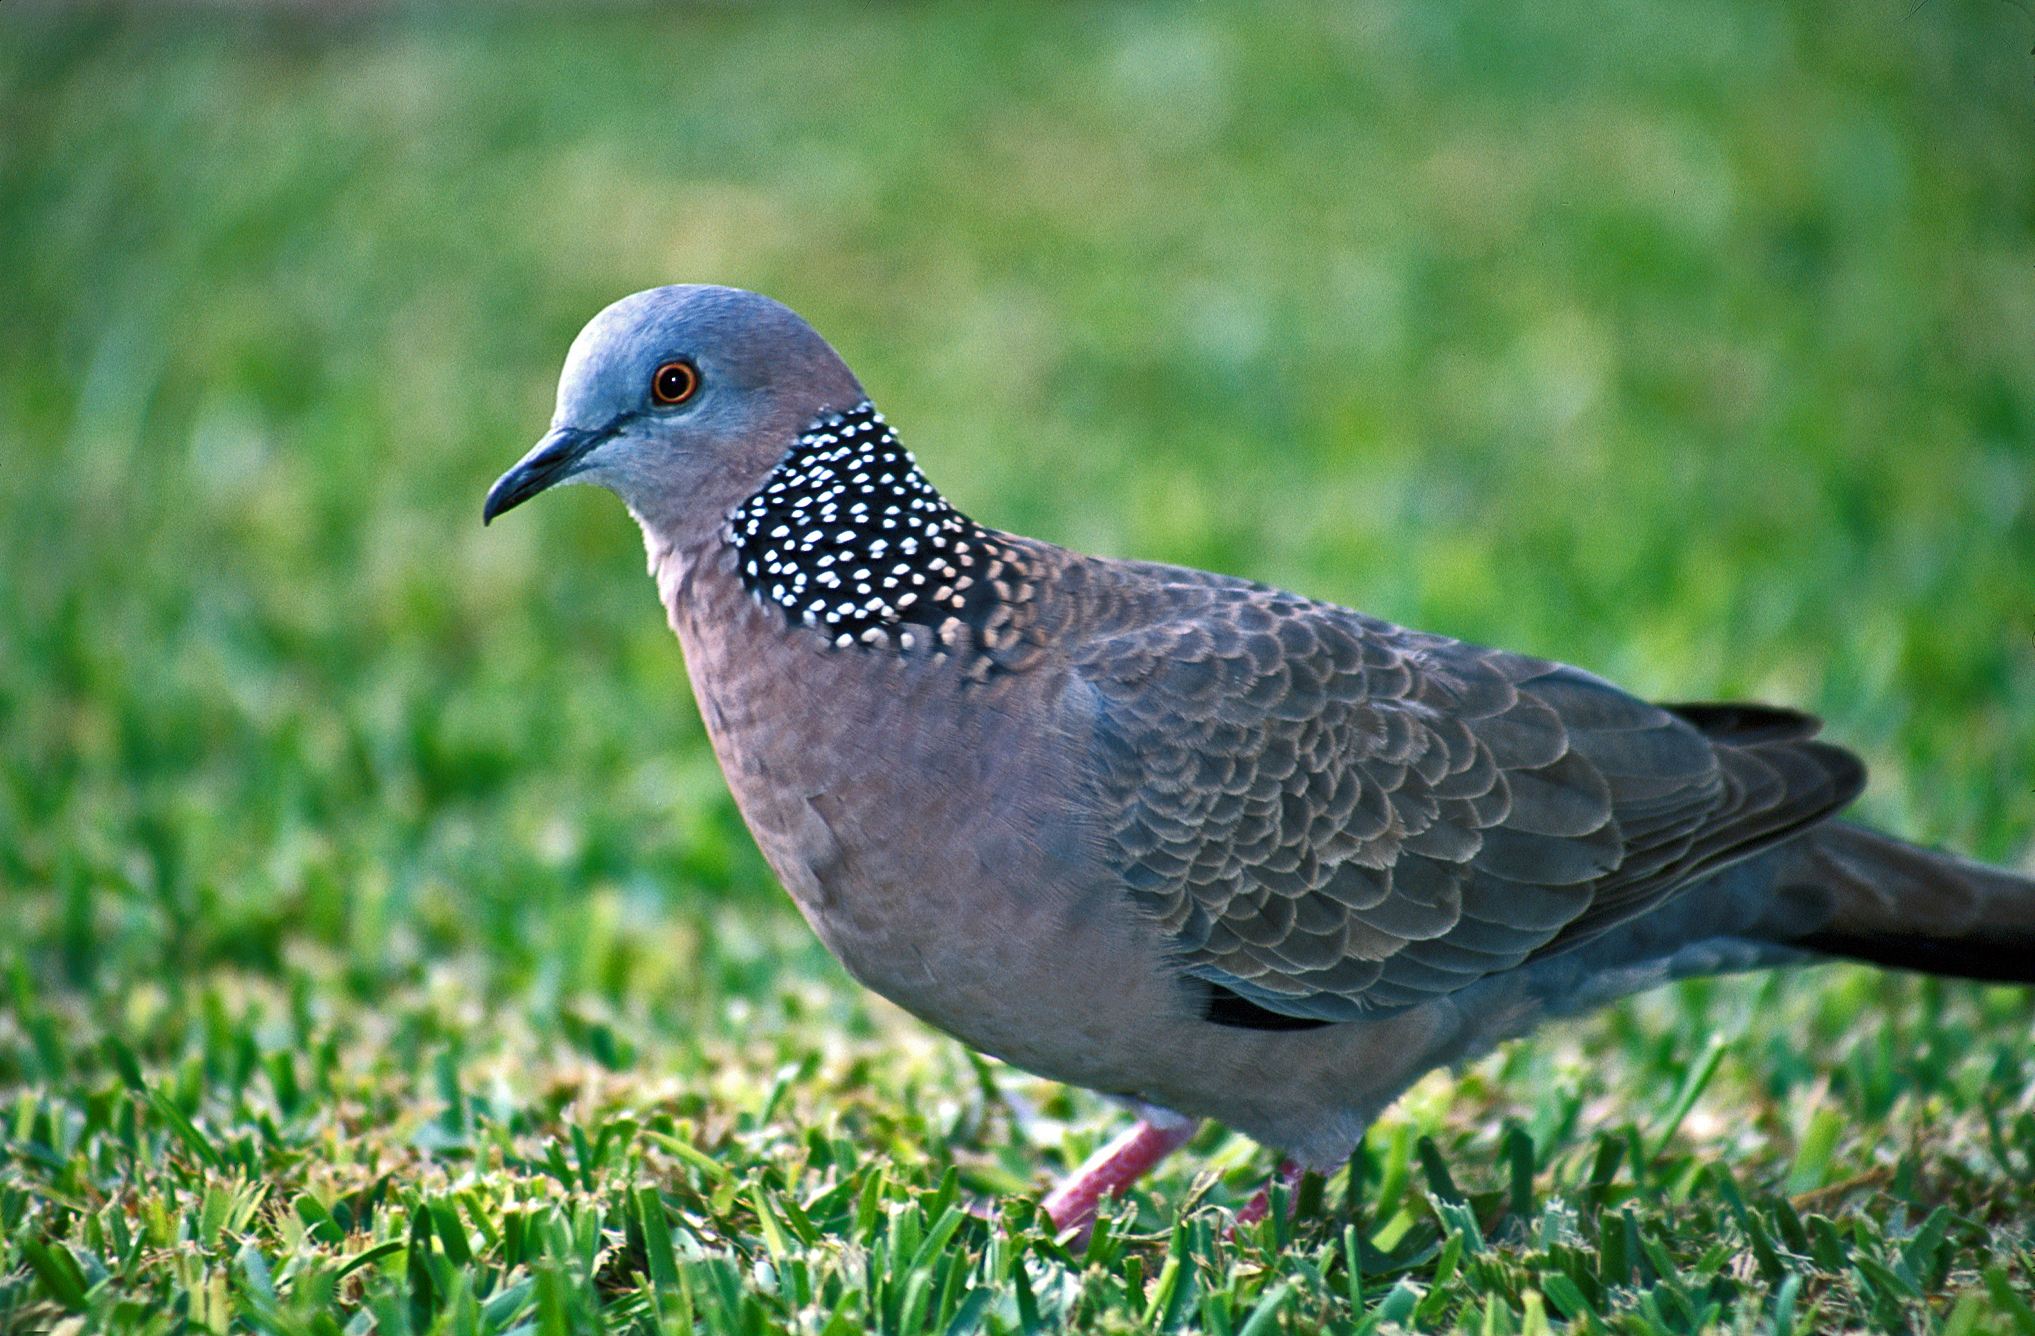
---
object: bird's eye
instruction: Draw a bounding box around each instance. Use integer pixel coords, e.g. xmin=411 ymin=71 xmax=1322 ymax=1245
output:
xmin=651 ymin=360 xmax=699 ymax=405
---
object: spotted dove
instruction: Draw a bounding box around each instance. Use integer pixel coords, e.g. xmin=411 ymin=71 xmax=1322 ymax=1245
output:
xmin=485 ymin=285 xmax=2035 ymax=1233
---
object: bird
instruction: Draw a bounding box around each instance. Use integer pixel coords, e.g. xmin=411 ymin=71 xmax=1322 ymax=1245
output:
xmin=485 ymin=284 xmax=2035 ymax=1235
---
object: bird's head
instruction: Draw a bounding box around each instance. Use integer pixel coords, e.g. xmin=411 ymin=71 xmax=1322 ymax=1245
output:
xmin=484 ymin=285 xmax=866 ymax=545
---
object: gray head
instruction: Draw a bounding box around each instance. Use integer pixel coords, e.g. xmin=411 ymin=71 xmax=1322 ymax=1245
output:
xmin=484 ymin=286 xmax=866 ymax=544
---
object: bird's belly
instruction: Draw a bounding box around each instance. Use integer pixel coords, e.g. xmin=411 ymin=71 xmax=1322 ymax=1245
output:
xmin=727 ymin=729 xmax=1181 ymax=1090
xmin=673 ymin=595 xmax=1182 ymax=1088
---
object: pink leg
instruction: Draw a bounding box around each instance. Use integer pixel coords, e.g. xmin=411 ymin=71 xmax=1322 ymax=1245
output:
xmin=1041 ymin=1116 xmax=1200 ymax=1236
xmin=1232 ymin=1158 xmax=1306 ymax=1230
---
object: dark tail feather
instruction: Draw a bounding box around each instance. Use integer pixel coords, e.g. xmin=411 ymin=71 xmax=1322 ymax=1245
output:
xmin=1782 ymin=822 xmax=2035 ymax=984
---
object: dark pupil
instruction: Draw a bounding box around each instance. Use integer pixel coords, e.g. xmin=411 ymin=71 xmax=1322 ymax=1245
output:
xmin=659 ymin=365 xmax=689 ymax=399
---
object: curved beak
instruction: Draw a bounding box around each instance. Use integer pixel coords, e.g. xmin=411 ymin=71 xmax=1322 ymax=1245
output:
xmin=483 ymin=423 xmax=615 ymax=523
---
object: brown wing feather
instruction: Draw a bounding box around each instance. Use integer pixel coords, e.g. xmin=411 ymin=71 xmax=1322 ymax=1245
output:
xmin=1077 ymin=566 xmax=1864 ymax=1020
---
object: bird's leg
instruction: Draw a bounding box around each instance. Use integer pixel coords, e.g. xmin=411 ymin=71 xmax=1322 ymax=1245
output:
xmin=1231 ymin=1158 xmax=1307 ymax=1231
xmin=1041 ymin=1115 xmax=1201 ymax=1237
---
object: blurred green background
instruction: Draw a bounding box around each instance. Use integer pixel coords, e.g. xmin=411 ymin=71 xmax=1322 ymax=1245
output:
xmin=2 ymin=0 xmax=2033 ymax=1324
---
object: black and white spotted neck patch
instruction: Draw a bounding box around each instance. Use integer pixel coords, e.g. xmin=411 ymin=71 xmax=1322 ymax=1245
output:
xmin=727 ymin=402 xmax=1005 ymax=651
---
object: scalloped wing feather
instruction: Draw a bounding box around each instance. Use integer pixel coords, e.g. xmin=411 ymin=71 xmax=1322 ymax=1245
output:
xmin=1076 ymin=570 xmax=1864 ymax=1021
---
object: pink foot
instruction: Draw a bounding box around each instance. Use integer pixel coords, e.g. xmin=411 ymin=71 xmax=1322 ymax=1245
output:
xmin=1041 ymin=1116 xmax=1200 ymax=1238
xmin=1232 ymin=1158 xmax=1306 ymax=1231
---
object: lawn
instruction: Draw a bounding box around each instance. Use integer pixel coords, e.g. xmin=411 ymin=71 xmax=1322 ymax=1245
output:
xmin=4 ymin=1 xmax=2034 ymax=1331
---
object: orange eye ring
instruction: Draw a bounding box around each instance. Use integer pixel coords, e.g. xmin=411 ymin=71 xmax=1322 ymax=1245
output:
xmin=651 ymin=359 xmax=699 ymax=405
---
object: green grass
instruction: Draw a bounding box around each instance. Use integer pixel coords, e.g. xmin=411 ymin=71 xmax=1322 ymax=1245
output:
xmin=4 ymin=1 xmax=2034 ymax=1331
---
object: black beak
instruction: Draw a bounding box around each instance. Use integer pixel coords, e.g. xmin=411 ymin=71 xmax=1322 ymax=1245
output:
xmin=483 ymin=424 xmax=614 ymax=523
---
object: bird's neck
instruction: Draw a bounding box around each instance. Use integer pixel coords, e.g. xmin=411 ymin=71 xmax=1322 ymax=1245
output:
xmin=718 ymin=402 xmax=1036 ymax=656
xmin=647 ymin=401 xmax=1073 ymax=700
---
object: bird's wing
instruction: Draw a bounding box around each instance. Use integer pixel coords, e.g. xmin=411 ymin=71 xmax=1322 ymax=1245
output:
xmin=1074 ymin=567 xmax=1864 ymax=1020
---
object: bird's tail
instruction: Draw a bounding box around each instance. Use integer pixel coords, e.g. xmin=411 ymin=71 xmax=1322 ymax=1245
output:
xmin=1779 ymin=822 xmax=2035 ymax=984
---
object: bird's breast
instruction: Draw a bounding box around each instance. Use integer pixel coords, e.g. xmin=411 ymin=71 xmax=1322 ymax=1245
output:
xmin=654 ymin=540 xmax=1177 ymax=1077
